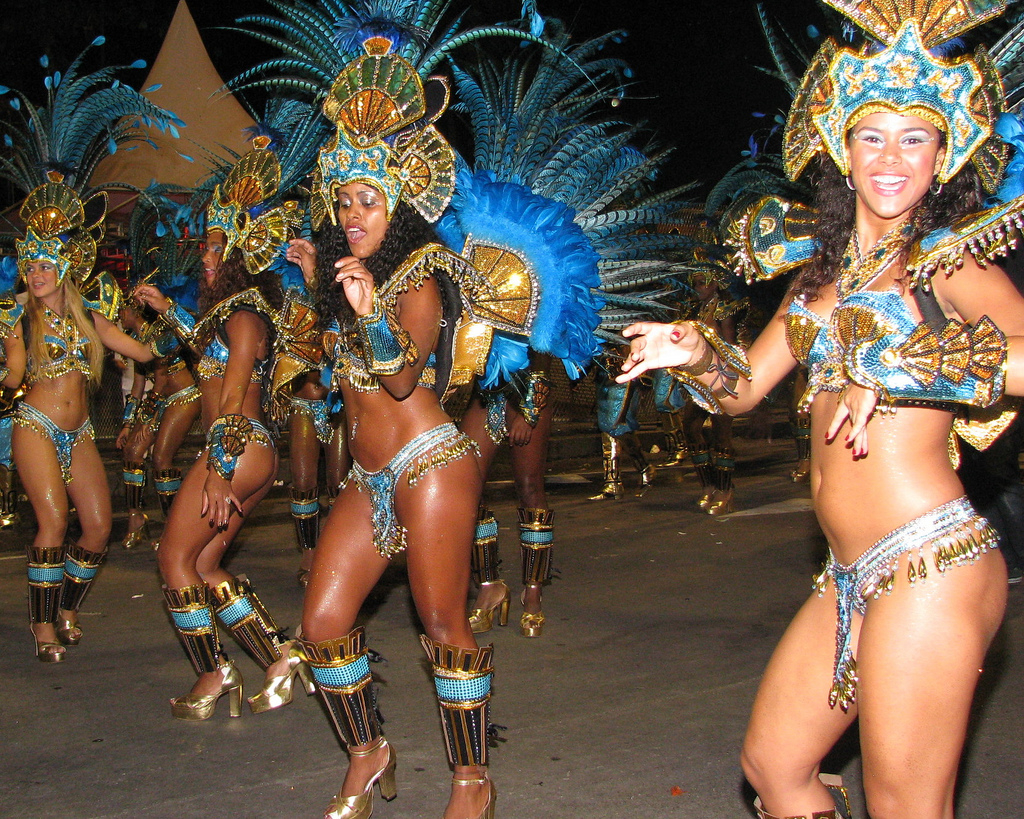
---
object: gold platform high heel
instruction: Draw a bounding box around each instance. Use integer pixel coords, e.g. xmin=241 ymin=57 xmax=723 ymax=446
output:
xmin=451 ymin=775 xmax=497 ymax=819
xmin=469 ymin=580 xmax=510 ymax=633
xmin=122 ymin=514 xmax=150 ymax=549
xmin=326 ymin=737 xmax=397 ymax=819
xmin=30 ymin=626 xmax=65 ymax=663
xmin=248 ymin=640 xmax=316 ymax=714
xmin=56 ymin=613 xmax=82 ymax=646
xmin=170 ymin=662 xmax=243 ymax=720
xmin=519 ymin=587 xmax=545 ymax=638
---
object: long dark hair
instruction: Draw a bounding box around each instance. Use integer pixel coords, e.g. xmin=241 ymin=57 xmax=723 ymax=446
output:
xmin=198 ymin=249 xmax=285 ymax=316
xmin=792 ymin=142 xmax=986 ymax=301
xmin=314 ymin=201 xmax=439 ymax=331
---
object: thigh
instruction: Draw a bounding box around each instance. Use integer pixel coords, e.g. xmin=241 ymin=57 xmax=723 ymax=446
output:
xmin=682 ymin=403 xmax=709 ymax=445
xmin=856 ymin=551 xmax=1007 ymax=817
xmin=13 ymin=424 xmax=68 ymax=543
xmin=742 ymin=588 xmax=859 ymax=790
xmin=151 ymin=399 xmax=199 ymax=468
xmin=302 ymin=482 xmax=388 ymax=641
xmin=400 ymin=453 xmax=482 ymax=645
xmin=709 ymin=413 xmax=734 ymax=448
xmin=326 ymin=412 xmax=350 ymax=490
xmin=458 ymin=396 xmax=500 ymax=479
xmin=66 ymin=436 xmax=112 ymax=547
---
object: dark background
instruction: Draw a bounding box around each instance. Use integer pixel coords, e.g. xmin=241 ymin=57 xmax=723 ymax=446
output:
xmin=0 ymin=0 xmax=825 ymax=198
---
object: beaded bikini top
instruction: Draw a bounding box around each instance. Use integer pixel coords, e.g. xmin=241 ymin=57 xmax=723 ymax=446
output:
xmin=26 ymin=306 xmax=92 ymax=386
xmin=194 ymin=289 xmax=274 ymax=385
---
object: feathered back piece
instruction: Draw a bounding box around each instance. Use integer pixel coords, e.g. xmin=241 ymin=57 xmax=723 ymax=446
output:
xmin=785 ymin=0 xmax=1009 ymax=192
xmin=435 ymin=28 xmax=698 ymax=381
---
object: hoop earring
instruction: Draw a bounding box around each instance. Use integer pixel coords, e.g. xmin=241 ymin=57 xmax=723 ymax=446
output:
xmin=845 ymin=175 xmax=856 ymax=191
xmin=930 ymin=180 xmax=944 ymax=195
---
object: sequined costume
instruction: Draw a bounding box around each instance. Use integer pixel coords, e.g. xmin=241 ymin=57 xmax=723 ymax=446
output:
xmin=14 ymin=402 xmax=94 ymax=486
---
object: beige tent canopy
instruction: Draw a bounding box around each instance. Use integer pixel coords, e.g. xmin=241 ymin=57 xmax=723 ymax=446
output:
xmin=92 ymin=0 xmax=256 ymax=194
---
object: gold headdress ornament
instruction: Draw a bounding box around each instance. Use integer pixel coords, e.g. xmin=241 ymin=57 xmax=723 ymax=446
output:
xmin=784 ymin=0 xmax=1009 ymax=192
xmin=206 ymin=136 xmax=302 ymax=276
xmin=311 ymin=36 xmax=456 ymax=227
xmin=15 ymin=172 xmax=107 ymax=285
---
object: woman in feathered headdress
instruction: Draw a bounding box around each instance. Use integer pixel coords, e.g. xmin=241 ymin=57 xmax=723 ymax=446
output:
xmin=272 ymin=35 xmax=502 ymax=817
xmin=8 ymin=178 xmax=160 ymax=663
xmin=133 ymin=137 xmax=298 ymax=720
xmin=618 ymin=2 xmax=1024 ymax=816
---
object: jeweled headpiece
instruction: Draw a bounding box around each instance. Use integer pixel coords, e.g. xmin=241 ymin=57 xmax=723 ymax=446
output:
xmin=311 ymin=36 xmax=456 ymax=227
xmin=16 ymin=174 xmax=106 ymax=284
xmin=206 ymin=136 xmax=302 ymax=276
xmin=784 ymin=0 xmax=1009 ymax=192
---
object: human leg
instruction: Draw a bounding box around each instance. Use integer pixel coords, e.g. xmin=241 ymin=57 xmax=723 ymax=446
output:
xmin=288 ymin=404 xmax=322 ymax=585
xmin=708 ymin=413 xmax=736 ymax=515
xmin=741 ymin=589 xmax=859 ymax=817
xmin=151 ymin=391 xmax=200 ymax=518
xmin=121 ymin=420 xmax=154 ymax=547
xmin=158 ymin=439 xmax=278 ymax=712
xmin=401 ymin=453 xmax=494 ymax=819
xmin=855 ymin=549 xmax=1006 ymax=819
xmin=510 ymin=399 xmax=553 ymax=634
xmin=682 ymin=402 xmax=714 ymax=510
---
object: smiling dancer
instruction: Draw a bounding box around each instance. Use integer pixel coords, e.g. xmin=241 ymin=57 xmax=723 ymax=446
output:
xmin=618 ymin=1 xmax=1024 ymax=816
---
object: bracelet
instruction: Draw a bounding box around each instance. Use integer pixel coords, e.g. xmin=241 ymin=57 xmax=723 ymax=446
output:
xmin=667 ymin=321 xmax=751 ymax=413
xmin=122 ymin=396 xmax=140 ymax=427
xmin=206 ymin=414 xmax=254 ymax=481
xmin=161 ymin=301 xmax=197 ymax=348
xmin=516 ymin=371 xmax=552 ymax=427
xmin=355 ymin=293 xmax=418 ymax=376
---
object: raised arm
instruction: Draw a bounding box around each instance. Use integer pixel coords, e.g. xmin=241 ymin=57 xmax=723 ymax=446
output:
xmin=92 ymin=313 xmax=155 ymax=363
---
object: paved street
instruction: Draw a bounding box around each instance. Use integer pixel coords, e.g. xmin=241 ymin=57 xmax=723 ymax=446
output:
xmin=2 ymin=435 xmax=1022 ymax=818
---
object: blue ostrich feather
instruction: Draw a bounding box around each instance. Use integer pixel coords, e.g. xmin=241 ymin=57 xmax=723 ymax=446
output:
xmin=0 ymin=256 xmax=18 ymax=296
xmin=160 ymin=269 xmax=200 ymax=314
xmin=271 ymin=242 xmax=307 ymax=295
xmin=438 ymin=169 xmax=603 ymax=377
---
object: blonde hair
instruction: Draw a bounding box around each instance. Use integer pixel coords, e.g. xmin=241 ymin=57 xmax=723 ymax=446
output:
xmin=25 ymin=278 xmax=104 ymax=387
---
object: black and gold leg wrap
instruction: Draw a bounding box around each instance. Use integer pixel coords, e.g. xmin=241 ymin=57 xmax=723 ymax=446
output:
xmin=622 ymin=431 xmax=655 ymax=494
xmin=154 ymin=468 xmax=182 ymax=516
xmin=123 ymin=460 xmax=147 ymax=509
xmin=164 ymin=583 xmax=222 ymax=675
xmin=794 ymin=414 xmax=811 ymax=462
xmin=690 ymin=448 xmax=713 ymax=489
xmin=58 ymin=543 xmax=107 ymax=613
xmin=589 ymin=433 xmax=624 ymax=500
xmin=420 ymin=636 xmax=494 ymax=768
xmin=519 ymin=507 xmax=553 ymax=586
xmin=712 ymin=448 xmax=736 ymax=493
xmin=0 ymin=464 xmax=18 ymax=525
xmin=290 ymin=486 xmax=320 ymax=553
xmin=210 ymin=575 xmax=283 ymax=670
xmin=27 ymin=545 xmax=65 ymax=625
xmin=302 ymin=627 xmax=382 ymax=748
xmin=471 ymin=507 xmax=501 ymax=586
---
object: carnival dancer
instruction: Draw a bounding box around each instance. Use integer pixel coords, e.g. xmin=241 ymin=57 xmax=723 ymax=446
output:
xmin=459 ymin=352 xmax=561 ymax=638
xmin=618 ymin=2 xmax=1024 ymax=816
xmin=7 ymin=179 xmax=159 ymax=662
xmin=116 ymin=294 xmax=200 ymax=548
xmin=133 ymin=137 xmax=297 ymax=719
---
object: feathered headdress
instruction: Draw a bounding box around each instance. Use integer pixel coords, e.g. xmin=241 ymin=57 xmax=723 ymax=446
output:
xmin=784 ymin=0 xmax=1009 ymax=192
xmin=205 ymin=136 xmax=303 ymax=276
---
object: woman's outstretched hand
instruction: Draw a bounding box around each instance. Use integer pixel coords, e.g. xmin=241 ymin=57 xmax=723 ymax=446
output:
xmin=615 ymin=322 xmax=705 ymax=382
xmin=334 ymin=256 xmax=375 ymax=316
xmin=826 ymin=384 xmax=879 ymax=458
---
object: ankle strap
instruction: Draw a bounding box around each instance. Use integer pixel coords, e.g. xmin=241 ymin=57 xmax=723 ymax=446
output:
xmin=452 ymin=776 xmax=488 ymax=786
xmin=348 ymin=737 xmax=387 ymax=758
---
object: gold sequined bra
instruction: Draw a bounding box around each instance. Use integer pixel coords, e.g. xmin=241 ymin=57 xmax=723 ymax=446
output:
xmin=785 ymin=288 xmax=1005 ymax=411
xmin=26 ymin=307 xmax=92 ymax=385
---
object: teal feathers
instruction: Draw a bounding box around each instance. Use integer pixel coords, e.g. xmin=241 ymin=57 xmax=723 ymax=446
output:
xmin=0 ymin=36 xmax=183 ymax=196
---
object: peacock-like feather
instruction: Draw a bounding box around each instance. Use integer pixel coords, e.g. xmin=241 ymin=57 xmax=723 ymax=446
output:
xmin=0 ymin=36 xmax=184 ymax=197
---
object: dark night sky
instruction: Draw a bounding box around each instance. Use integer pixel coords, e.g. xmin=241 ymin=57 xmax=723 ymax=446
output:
xmin=0 ymin=0 xmax=826 ymax=197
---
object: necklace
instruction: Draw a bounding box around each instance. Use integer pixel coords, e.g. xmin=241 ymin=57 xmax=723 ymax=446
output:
xmin=836 ymin=219 xmax=916 ymax=301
